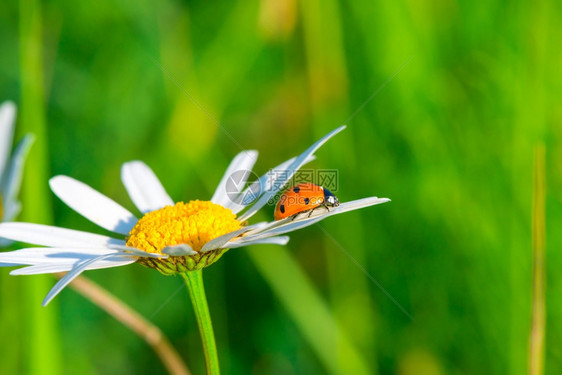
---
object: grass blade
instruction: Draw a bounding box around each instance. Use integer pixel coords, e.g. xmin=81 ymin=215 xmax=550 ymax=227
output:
xmin=529 ymin=144 xmax=545 ymax=375
xmin=18 ymin=0 xmax=62 ymax=372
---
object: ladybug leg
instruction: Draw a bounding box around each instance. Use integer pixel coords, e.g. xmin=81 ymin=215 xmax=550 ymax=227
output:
xmin=307 ymin=206 xmax=323 ymax=218
xmin=292 ymin=209 xmax=313 ymax=221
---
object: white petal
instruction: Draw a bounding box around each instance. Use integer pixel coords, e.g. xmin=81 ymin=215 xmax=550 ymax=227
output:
xmin=224 ymin=235 xmax=290 ymax=249
xmin=113 ymin=246 xmax=169 ymax=258
xmin=162 ymin=244 xmax=197 ymax=256
xmin=49 ymin=176 xmax=138 ymax=235
xmin=11 ymin=254 xmax=136 ymax=276
xmin=121 ymin=161 xmax=174 ymax=214
xmin=240 ymin=221 xmax=270 ymax=232
xmin=232 ymin=154 xmax=317 ymax=214
xmin=0 ymin=247 xmax=119 ymax=265
xmin=0 ymin=222 xmax=126 ymax=248
xmin=10 ymin=263 xmax=76 ymax=275
xmin=42 ymin=252 xmax=135 ymax=306
xmin=73 ymin=256 xmax=136 ymax=270
xmin=238 ymin=126 xmax=346 ymax=221
xmin=0 ymin=134 xmax=34 ymax=221
xmin=244 ymin=216 xmax=326 ymax=240
xmin=1 ymin=201 xmax=20 ymax=224
xmin=0 ymin=101 xmax=16 ymax=178
xmin=200 ymin=227 xmax=250 ymax=252
xmin=211 ymin=150 xmax=258 ymax=210
xmin=328 ymin=197 xmax=391 ymax=215
xmin=244 ymin=196 xmax=390 ymax=239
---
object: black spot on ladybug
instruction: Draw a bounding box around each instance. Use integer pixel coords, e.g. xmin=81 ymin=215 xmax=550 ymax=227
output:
xmin=304 ymin=198 xmax=310 ymax=205
xmin=293 ymin=186 xmax=300 ymax=193
xmin=280 ymin=204 xmax=285 ymax=214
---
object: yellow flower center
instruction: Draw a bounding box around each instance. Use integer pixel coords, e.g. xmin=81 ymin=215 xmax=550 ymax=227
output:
xmin=126 ymin=200 xmax=241 ymax=254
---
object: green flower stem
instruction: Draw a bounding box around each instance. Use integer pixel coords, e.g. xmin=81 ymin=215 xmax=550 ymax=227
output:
xmin=181 ymin=270 xmax=220 ymax=375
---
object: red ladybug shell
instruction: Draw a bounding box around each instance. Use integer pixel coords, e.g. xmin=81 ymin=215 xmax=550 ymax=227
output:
xmin=274 ymin=183 xmax=339 ymax=221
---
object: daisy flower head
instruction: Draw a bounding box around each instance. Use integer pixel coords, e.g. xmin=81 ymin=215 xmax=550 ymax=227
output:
xmin=0 ymin=101 xmax=34 ymax=246
xmin=0 ymin=126 xmax=389 ymax=306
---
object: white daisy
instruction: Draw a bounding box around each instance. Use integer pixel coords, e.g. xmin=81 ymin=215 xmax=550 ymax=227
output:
xmin=0 ymin=125 xmax=389 ymax=306
xmin=0 ymin=101 xmax=34 ymax=247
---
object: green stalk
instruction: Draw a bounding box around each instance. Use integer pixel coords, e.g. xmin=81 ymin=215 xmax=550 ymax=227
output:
xmin=181 ymin=270 xmax=220 ymax=375
xmin=529 ymin=144 xmax=546 ymax=375
xmin=18 ymin=0 xmax=62 ymax=373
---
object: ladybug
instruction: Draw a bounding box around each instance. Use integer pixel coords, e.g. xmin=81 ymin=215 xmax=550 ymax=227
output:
xmin=274 ymin=183 xmax=340 ymax=221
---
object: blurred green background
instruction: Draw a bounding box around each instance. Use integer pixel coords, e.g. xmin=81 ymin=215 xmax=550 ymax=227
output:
xmin=1 ymin=0 xmax=560 ymax=374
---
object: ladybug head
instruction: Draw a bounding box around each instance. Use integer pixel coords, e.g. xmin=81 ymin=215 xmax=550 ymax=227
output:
xmin=322 ymin=187 xmax=340 ymax=207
